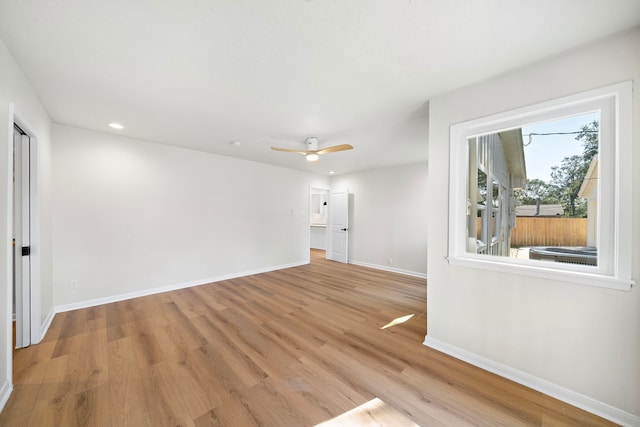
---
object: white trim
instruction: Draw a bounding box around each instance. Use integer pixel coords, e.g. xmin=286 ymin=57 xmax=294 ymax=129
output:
xmin=309 ymin=186 xmax=329 ymax=251
xmin=39 ymin=307 xmax=55 ymax=341
xmin=423 ymin=336 xmax=640 ymax=427
xmin=448 ymin=81 xmax=633 ymax=289
xmin=349 ymin=260 xmax=427 ymax=279
xmin=9 ymin=103 xmax=42 ymax=346
xmin=55 ymin=261 xmax=308 ymax=313
xmin=27 ymin=126 xmax=41 ymax=343
xmin=5 ymin=105 xmax=15 ymax=385
xmin=0 ymin=380 xmax=12 ymax=413
xmin=613 ymin=80 xmax=633 ymax=282
xmin=447 ymin=257 xmax=632 ymax=291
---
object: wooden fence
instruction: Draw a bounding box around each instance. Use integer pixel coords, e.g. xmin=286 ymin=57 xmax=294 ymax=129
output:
xmin=510 ymin=217 xmax=587 ymax=247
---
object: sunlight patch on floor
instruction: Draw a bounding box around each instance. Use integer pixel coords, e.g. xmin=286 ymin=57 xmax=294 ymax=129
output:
xmin=314 ymin=398 xmax=419 ymax=426
xmin=381 ymin=314 xmax=414 ymax=330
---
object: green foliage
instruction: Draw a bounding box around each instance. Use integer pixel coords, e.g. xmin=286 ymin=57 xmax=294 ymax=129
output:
xmin=516 ymin=120 xmax=598 ymax=218
xmin=549 ymin=155 xmax=589 ymax=217
xmin=514 ymin=178 xmax=559 ymax=205
xmin=578 ymin=120 xmax=599 ymax=164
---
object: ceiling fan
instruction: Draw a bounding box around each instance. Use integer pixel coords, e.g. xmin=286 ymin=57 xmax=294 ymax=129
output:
xmin=271 ymin=137 xmax=353 ymax=162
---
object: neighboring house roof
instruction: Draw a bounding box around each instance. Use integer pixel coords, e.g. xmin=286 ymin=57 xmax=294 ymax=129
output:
xmin=578 ymin=156 xmax=598 ymax=199
xmin=515 ymin=204 xmax=564 ymax=217
xmin=498 ymin=129 xmax=527 ymax=189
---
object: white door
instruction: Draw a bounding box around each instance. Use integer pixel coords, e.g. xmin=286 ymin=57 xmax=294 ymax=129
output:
xmin=13 ymin=125 xmax=31 ymax=348
xmin=327 ymin=189 xmax=349 ymax=263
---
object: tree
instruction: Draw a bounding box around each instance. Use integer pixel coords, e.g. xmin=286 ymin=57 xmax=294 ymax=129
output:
xmin=514 ymin=178 xmax=559 ymax=205
xmin=577 ymin=120 xmax=599 ymax=164
xmin=549 ymin=155 xmax=589 ymax=217
xmin=516 ymin=120 xmax=598 ymax=217
xmin=547 ymin=120 xmax=598 ymax=217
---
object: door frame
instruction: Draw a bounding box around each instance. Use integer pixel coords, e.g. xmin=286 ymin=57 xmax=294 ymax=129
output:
xmin=8 ymin=103 xmax=41 ymax=347
xmin=13 ymin=122 xmax=30 ymax=348
xmin=308 ymin=186 xmax=329 ymax=252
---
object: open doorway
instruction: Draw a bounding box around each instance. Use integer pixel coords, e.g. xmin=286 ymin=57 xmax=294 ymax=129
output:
xmin=309 ymin=188 xmax=328 ymax=256
xmin=12 ymin=124 xmax=32 ymax=349
xmin=10 ymin=105 xmax=41 ymax=351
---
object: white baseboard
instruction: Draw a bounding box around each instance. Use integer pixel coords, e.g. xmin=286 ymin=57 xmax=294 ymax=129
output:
xmin=0 ymin=379 xmax=12 ymax=413
xmin=55 ymin=260 xmax=308 ymax=313
xmin=423 ymin=336 xmax=640 ymax=427
xmin=349 ymin=260 xmax=427 ymax=279
xmin=37 ymin=307 xmax=55 ymax=343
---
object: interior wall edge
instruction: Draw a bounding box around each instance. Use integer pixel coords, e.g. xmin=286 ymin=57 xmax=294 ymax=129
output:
xmin=37 ymin=307 xmax=55 ymax=344
xmin=0 ymin=379 xmax=11 ymax=414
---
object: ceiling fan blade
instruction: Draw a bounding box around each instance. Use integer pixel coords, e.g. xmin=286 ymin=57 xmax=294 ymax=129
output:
xmin=316 ymin=144 xmax=353 ymax=155
xmin=271 ymin=146 xmax=308 ymax=155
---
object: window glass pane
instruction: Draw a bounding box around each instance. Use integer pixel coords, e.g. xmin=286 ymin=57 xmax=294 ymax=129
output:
xmin=450 ymin=82 xmax=632 ymax=289
xmin=465 ymin=112 xmax=599 ymax=267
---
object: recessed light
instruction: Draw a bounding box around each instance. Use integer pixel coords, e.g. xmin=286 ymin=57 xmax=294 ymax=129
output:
xmin=230 ymin=140 xmax=241 ymax=146
xmin=108 ymin=122 xmax=124 ymax=130
xmin=328 ymin=171 xmax=335 ymax=174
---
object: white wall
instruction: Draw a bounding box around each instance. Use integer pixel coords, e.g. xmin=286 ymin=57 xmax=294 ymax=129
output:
xmin=52 ymin=125 xmax=329 ymax=307
xmin=310 ymin=226 xmax=327 ymax=250
xmin=0 ymin=38 xmax=53 ymax=407
xmin=426 ymin=28 xmax=640 ymax=424
xmin=331 ymin=162 xmax=428 ymax=277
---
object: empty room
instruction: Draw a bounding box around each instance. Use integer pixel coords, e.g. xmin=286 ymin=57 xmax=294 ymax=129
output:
xmin=0 ymin=1 xmax=639 ymax=426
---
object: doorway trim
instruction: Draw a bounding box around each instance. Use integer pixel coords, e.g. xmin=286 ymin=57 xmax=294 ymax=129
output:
xmin=309 ymin=187 xmax=329 ymax=253
xmin=8 ymin=103 xmax=41 ymax=347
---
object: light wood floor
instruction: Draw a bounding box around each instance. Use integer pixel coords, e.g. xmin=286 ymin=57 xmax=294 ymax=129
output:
xmin=1 ymin=250 xmax=616 ymax=426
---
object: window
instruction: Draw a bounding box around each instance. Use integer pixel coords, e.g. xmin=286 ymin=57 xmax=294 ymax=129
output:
xmin=448 ymin=82 xmax=633 ymax=291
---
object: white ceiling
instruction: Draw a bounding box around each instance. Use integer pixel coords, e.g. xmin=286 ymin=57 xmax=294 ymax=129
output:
xmin=1 ymin=1 xmax=639 ymax=175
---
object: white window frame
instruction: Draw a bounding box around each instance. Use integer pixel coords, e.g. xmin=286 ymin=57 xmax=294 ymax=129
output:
xmin=448 ymin=82 xmax=633 ymax=291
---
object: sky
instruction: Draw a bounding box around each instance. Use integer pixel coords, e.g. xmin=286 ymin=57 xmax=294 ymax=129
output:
xmin=520 ymin=112 xmax=599 ymax=182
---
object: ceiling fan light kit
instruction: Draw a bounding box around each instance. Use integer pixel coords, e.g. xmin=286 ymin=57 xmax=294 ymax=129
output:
xmin=271 ymin=137 xmax=353 ymax=162
xmin=306 ymin=137 xmax=319 ymax=150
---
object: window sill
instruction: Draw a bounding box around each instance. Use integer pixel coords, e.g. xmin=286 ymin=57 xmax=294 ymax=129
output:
xmin=447 ymin=256 xmax=633 ymax=291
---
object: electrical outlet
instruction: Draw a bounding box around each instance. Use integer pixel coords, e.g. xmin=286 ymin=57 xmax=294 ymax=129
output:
xmin=388 ymin=257 xmax=393 ymax=265
xmin=71 ymin=279 xmax=79 ymax=289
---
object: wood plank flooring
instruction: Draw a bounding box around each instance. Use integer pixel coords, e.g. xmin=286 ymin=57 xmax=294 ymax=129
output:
xmin=2 ymin=250 xmax=617 ymax=426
